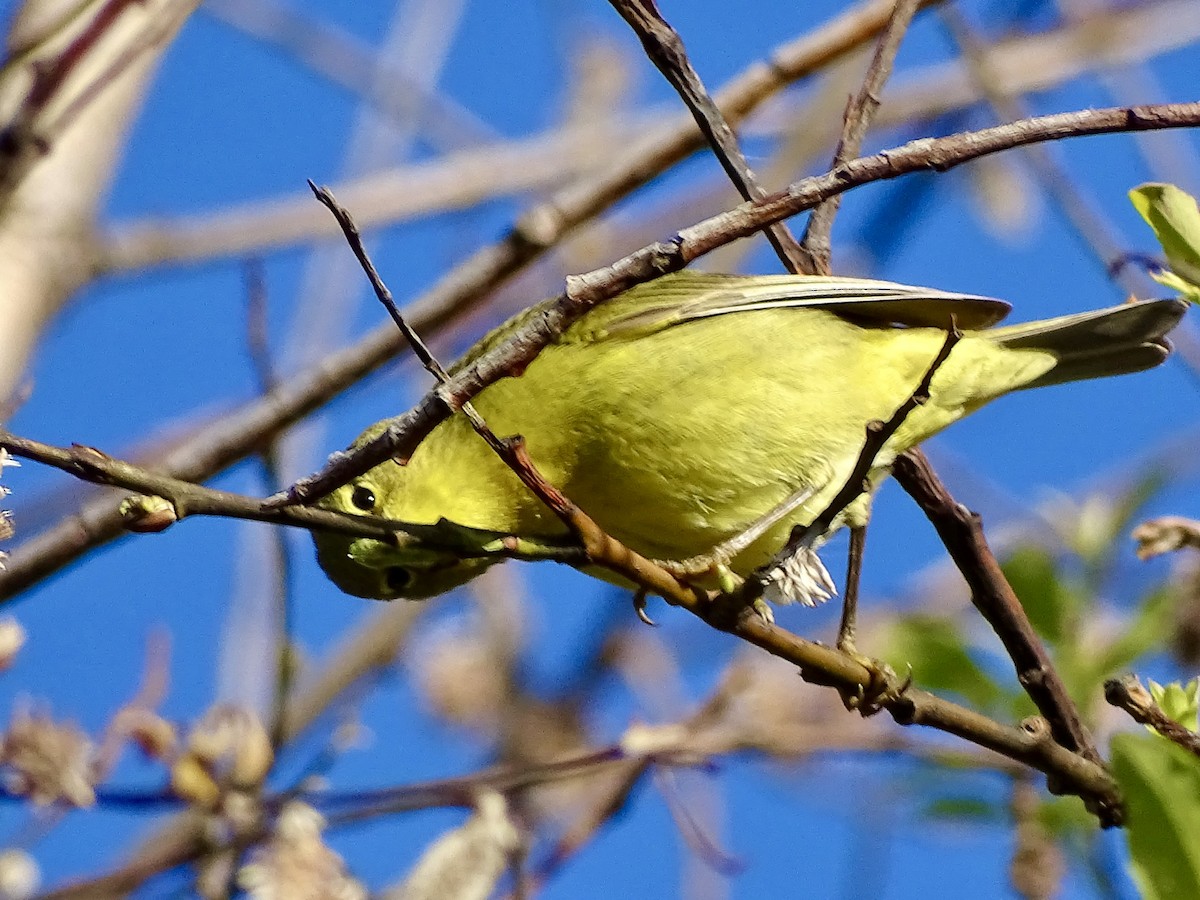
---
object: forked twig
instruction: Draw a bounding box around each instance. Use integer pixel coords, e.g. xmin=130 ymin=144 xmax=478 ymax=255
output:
xmin=608 ymin=0 xmax=807 ymax=273
xmin=799 ymin=0 xmax=924 ymax=273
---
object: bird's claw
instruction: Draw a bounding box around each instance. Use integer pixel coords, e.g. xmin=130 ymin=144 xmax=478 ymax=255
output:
xmin=751 ymin=597 xmax=775 ymax=625
xmin=838 ymin=646 xmax=905 ymax=715
xmin=632 ymin=589 xmax=657 ymax=626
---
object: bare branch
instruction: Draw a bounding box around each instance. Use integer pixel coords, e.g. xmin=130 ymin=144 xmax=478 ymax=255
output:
xmin=1105 ymin=674 xmax=1200 ymax=759
xmin=276 ymin=101 xmax=1200 ymax=509
xmin=608 ymin=0 xmax=807 ymax=272
xmin=892 ymin=452 xmax=1106 ymax=780
xmin=800 ymin=0 xmax=923 ymax=273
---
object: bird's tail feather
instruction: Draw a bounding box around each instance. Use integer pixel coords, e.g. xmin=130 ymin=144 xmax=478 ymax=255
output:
xmin=987 ymin=298 xmax=1188 ymax=389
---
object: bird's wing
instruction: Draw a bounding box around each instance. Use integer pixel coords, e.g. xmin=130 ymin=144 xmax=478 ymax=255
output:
xmin=567 ymin=272 xmax=1010 ymax=342
xmin=449 ymin=272 xmax=1010 ymax=372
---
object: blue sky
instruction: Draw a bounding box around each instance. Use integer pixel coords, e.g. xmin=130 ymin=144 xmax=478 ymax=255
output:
xmin=2 ymin=0 xmax=1198 ymax=896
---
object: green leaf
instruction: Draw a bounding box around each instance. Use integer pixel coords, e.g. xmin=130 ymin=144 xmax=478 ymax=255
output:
xmin=1130 ymin=183 xmax=1200 ymax=301
xmin=1001 ymin=546 xmax=1079 ymax=647
xmin=923 ymin=796 xmax=1002 ymax=822
xmin=882 ymin=615 xmax=1007 ymax=711
xmin=1036 ymin=794 xmax=1096 ymax=841
xmin=1111 ymin=732 xmax=1200 ymax=900
xmin=1148 ymin=679 xmax=1200 ymax=733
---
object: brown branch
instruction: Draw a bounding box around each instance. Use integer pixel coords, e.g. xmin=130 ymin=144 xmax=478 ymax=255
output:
xmin=307 ymin=181 xmax=452 ymax=384
xmin=1104 ymin=674 xmax=1200 ymax=759
xmin=892 ymin=451 xmax=1105 ymax=774
xmin=936 ymin=4 xmax=1143 ymax=296
xmin=0 ymin=430 xmax=584 ymax=569
xmin=275 ymin=100 xmax=1200 ymax=510
xmin=800 ymin=0 xmax=924 ymax=273
xmin=608 ymin=0 xmax=806 ymax=273
xmin=0 ymin=0 xmax=914 ymax=599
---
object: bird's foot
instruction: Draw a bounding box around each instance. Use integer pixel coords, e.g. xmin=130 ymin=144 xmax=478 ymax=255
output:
xmin=836 ymin=639 xmax=909 ymax=716
xmin=751 ymin=597 xmax=775 ymax=625
xmin=659 ymin=553 xmax=744 ymax=594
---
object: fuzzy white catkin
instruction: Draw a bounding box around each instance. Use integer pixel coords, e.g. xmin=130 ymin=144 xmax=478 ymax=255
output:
xmin=384 ymin=792 xmax=520 ymax=900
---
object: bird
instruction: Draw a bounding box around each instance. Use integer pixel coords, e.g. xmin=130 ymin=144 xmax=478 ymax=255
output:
xmin=311 ymin=271 xmax=1186 ymax=612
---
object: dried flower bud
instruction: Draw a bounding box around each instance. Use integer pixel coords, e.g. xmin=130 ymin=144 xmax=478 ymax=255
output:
xmin=180 ymin=706 xmax=273 ymax=800
xmin=170 ymin=754 xmax=221 ymax=809
xmin=239 ymin=802 xmax=366 ymax=900
xmin=0 ymin=705 xmax=95 ymax=807
xmin=118 ymin=495 xmax=178 ymax=533
xmin=0 ymin=619 xmax=25 ymax=671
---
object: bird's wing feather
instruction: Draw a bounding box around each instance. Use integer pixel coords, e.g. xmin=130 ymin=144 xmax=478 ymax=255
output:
xmin=567 ymin=272 xmax=1010 ymax=341
xmin=450 ymin=272 xmax=1010 ymax=372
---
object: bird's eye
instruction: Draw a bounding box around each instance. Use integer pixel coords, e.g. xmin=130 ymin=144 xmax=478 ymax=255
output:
xmin=350 ymin=485 xmax=376 ymax=511
xmin=385 ymin=567 xmax=412 ymax=593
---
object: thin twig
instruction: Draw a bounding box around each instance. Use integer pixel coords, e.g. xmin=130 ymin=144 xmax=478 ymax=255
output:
xmin=608 ymin=0 xmax=806 ymax=273
xmin=0 ymin=429 xmax=584 ymax=568
xmin=800 ymin=0 xmax=924 ymax=274
xmin=242 ymin=260 xmax=295 ymax=755
xmin=892 ymin=451 xmax=1106 ymax=772
xmin=1105 ymin=674 xmax=1200 ymax=759
xmin=274 ymin=101 xmax=1200 ymax=509
xmin=0 ymin=5 xmax=1150 ymax=600
xmin=307 ymin=182 xmax=451 ymax=383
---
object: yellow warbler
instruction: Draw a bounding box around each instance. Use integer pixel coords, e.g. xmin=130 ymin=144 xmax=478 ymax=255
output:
xmin=313 ymin=272 xmax=1185 ymax=604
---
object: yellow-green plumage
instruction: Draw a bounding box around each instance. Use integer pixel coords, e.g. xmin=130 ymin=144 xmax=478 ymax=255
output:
xmin=314 ymin=273 xmax=1186 ymax=601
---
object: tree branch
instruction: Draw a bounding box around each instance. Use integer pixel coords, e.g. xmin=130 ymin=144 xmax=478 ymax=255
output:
xmin=1105 ymin=674 xmax=1200 ymax=759
xmin=608 ymin=0 xmax=807 ymax=272
xmin=799 ymin=0 xmax=924 ymax=273
xmin=275 ymin=101 xmax=1200 ymax=509
xmin=892 ymin=451 xmax=1106 ymax=775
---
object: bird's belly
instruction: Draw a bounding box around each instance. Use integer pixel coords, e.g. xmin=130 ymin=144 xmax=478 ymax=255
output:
xmin=476 ymin=307 xmax=967 ymax=570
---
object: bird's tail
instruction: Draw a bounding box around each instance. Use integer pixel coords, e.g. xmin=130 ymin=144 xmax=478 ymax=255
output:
xmin=987 ymin=298 xmax=1189 ymax=390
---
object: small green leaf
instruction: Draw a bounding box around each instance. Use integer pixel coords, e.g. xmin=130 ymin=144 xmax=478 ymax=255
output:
xmin=1111 ymin=732 xmax=1200 ymax=900
xmin=1148 ymin=679 xmax=1200 ymax=733
xmin=923 ymin=796 xmax=1002 ymax=822
xmin=1001 ymin=546 xmax=1079 ymax=647
xmin=1130 ymin=183 xmax=1200 ymax=300
xmin=882 ymin=615 xmax=1007 ymax=711
xmin=1035 ymin=794 xmax=1096 ymax=840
